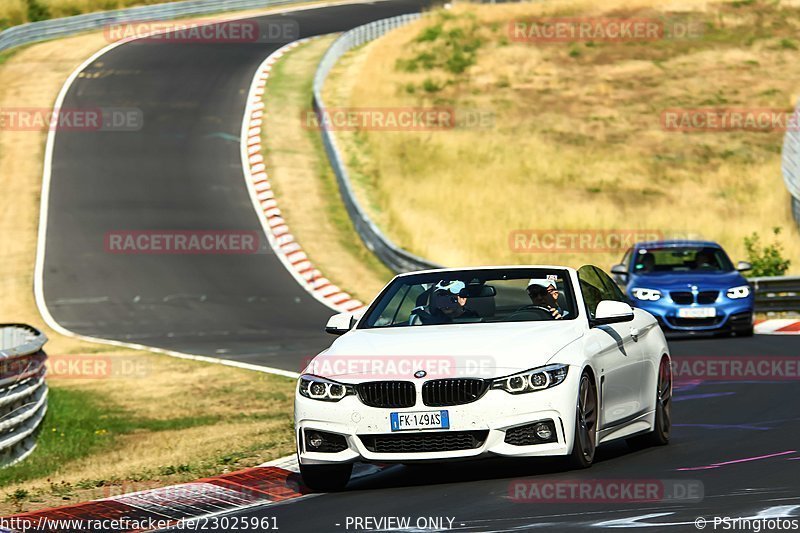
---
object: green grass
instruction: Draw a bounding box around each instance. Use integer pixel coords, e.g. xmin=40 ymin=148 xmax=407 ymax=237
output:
xmin=0 ymin=387 xmax=222 ymax=487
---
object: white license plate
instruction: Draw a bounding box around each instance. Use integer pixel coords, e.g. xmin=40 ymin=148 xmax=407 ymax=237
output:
xmin=390 ymin=410 xmax=449 ymax=432
xmin=678 ymin=307 xmax=717 ymax=319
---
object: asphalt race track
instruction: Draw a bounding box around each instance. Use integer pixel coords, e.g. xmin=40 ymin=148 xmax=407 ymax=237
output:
xmin=223 ymin=335 xmax=800 ymax=531
xmin=40 ymin=1 xmax=800 ymax=531
xmin=42 ymin=0 xmax=430 ymax=371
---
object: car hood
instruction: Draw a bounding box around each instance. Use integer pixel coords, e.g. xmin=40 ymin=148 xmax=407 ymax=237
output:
xmin=630 ymin=270 xmax=746 ymax=290
xmin=303 ymin=321 xmax=584 ymax=381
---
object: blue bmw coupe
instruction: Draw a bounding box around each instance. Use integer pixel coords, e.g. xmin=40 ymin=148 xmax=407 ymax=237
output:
xmin=612 ymin=240 xmax=754 ymax=336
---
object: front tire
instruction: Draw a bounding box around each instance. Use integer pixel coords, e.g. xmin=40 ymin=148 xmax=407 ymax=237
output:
xmin=566 ymin=372 xmax=597 ymax=469
xmin=299 ymin=463 xmax=353 ymax=492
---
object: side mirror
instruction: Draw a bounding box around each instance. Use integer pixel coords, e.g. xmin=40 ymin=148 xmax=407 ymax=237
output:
xmin=736 ymin=261 xmax=752 ymax=272
xmin=610 ymin=264 xmax=628 ymax=276
xmin=593 ymin=300 xmax=635 ymax=326
xmin=325 ymin=312 xmax=354 ymax=336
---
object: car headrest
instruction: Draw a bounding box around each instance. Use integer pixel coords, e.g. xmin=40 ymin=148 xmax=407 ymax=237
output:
xmin=416 ymin=287 xmax=432 ymax=308
xmin=466 ymin=295 xmax=495 ymax=318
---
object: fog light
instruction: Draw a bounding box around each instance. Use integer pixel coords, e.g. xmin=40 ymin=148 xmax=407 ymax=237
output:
xmin=307 ymin=432 xmax=323 ymax=449
xmin=534 ymin=423 xmax=552 ymax=441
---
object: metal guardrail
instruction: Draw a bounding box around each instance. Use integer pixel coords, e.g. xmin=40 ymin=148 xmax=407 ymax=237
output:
xmin=0 ymin=325 xmax=48 ymax=468
xmin=312 ymin=14 xmax=441 ymax=273
xmin=0 ymin=0 xmax=301 ymax=54
xmin=793 ymin=196 xmax=800 ymax=227
xmin=781 ymin=111 xmax=800 ymax=229
xmin=750 ymin=276 xmax=800 ymax=313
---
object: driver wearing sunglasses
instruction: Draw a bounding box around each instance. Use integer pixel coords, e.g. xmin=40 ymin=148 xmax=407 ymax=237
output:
xmin=409 ymin=280 xmax=480 ymax=325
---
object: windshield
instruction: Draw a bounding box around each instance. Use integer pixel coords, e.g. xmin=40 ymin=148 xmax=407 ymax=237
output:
xmin=360 ymin=268 xmax=577 ymax=329
xmin=633 ymin=246 xmax=734 ymax=274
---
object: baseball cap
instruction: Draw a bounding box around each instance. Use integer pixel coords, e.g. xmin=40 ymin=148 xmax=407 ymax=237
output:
xmin=433 ymin=280 xmax=466 ymax=296
xmin=527 ymin=278 xmax=557 ymax=290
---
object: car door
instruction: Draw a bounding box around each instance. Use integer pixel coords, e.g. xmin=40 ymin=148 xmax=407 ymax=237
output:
xmin=578 ymin=266 xmax=647 ymax=429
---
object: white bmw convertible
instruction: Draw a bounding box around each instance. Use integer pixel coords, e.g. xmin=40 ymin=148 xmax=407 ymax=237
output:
xmin=295 ymin=266 xmax=672 ymax=491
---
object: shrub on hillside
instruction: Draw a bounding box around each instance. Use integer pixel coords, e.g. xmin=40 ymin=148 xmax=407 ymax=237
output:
xmin=744 ymin=227 xmax=791 ymax=276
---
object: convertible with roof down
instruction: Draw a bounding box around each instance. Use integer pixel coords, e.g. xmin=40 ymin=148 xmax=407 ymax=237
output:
xmin=295 ymin=266 xmax=672 ymax=491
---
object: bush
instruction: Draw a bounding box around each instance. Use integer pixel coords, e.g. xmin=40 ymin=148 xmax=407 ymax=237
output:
xmin=26 ymin=0 xmax=49 ymax=22
xmin=396 ymin=12 xmax=483 ymax=80
xmin=743 ymin=227 xmax=791 ymax=276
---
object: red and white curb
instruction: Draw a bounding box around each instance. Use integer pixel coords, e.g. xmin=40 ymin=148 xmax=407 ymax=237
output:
xmin=755 ymin=319 xmax=800 ymax=335
xmin=240 ymin=38 xmax=365 ymax=315
xmin=6 ymin=457 xmax=384 ymax=532
xmin=7 ymin=464 xmax=305 ymax=532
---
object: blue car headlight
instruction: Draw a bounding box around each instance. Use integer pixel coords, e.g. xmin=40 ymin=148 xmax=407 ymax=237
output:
xmin=631 ymin=288 xmax=662 ymax=301
xmin=726 ymin=285 xmax=751 ymax=300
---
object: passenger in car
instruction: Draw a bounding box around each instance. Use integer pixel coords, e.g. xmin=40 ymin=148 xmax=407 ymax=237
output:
xmin=409 ymin=280 xmax=480 ymax=325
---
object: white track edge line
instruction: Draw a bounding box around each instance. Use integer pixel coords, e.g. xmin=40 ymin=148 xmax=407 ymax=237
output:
xmin=31 ymin=1 xmax=386 ymax=378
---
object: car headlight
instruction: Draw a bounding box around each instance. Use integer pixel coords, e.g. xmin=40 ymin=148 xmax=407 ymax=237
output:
xmin=298 ymin=374 xmax=356 ymax=402
xmin=631 ymin=288 xmax=662 ymax=301
xmin=727 ymin=285 xmax=751 ymax=299
xmin=491 ymin=364 xmax=569 ymax=395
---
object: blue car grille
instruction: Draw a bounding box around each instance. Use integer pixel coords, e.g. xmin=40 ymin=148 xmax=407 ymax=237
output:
xmin=670 ymin=292 xmax=693 ymax=304
xmin=670 ymin=290 xmax=720 ymax=305
xmin=697 ymin=291 xmax=720 ymax=304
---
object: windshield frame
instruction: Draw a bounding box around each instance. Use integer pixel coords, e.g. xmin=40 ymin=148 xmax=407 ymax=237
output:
xmin=356 ymin=268 xmax=579 ymax=330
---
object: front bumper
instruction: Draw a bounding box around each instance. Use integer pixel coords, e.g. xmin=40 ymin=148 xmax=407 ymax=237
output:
xmin=632 ymin=298 xmax=754 ymax=334
xmin=295 ymin=371 xmax=580 ymax=465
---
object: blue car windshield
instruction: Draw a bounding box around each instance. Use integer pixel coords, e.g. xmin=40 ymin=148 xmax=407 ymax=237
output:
xmin=633 ymin=246 xmax=734 ymax=273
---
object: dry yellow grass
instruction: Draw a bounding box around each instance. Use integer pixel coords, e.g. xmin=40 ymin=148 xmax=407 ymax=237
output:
xmin=261 ymin=36 xmax=394 ymax=302
xmin=325 ymin=0 xmax=800 ymax=272
xmin=1 ymin=0 xmax=193 ymax=28
xmin=0 ymin=0 xmax=26 ymax=29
